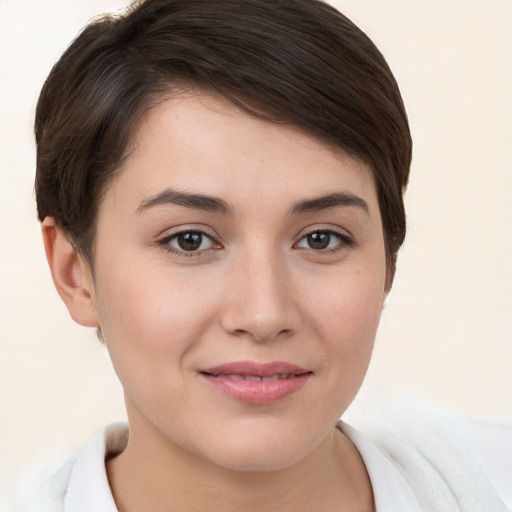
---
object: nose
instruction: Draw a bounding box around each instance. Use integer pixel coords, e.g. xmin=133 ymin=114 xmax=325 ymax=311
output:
xmin=220 ymin=248 xmax=301 ymax=343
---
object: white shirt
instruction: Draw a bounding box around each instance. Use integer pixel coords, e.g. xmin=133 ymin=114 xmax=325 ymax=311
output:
xmin=63 ymin=422 xmax=423 ymax=511
xmin=8 ymin=409 xmax=512 ymax=511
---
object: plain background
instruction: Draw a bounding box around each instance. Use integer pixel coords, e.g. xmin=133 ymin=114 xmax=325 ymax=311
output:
xmin=1 ymin=0 xmax=511 ymax=488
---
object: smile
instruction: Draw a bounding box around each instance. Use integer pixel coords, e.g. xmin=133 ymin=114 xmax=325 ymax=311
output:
xmin=200 ymin=361 xmax=312 ymax=405
xmin=206 ymin=373 xmax=302 ymax=381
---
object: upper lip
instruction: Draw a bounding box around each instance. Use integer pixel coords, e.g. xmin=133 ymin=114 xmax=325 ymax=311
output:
xmin=201 ymin=361 xmax=310 ymax=377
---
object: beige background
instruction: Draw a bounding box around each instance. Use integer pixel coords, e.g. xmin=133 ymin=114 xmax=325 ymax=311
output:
xmin=1 ymin=0 xmax=511 ymax=487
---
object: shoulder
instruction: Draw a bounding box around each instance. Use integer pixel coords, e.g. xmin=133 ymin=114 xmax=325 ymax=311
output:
xmin=2 ymin=422 xmax=128 ymax=512
xmin=347 ymin=402 xmax=512 ymax=511
xmin=446 ymin=413 xmax=512 ymax=505
xmin=1 ymin=455 xmax=75 ymax=512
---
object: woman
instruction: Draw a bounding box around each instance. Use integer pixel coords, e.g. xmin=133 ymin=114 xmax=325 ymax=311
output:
xmin=6 ymin=0 xmax=512 ymax=510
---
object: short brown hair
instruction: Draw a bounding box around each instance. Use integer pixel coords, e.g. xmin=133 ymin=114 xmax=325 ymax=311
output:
xmin=35 ymin=0 xmax=412 ymax=287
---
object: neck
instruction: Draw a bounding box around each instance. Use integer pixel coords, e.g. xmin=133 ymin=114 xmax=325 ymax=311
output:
xmin=107 ymin=415 xmax=373 ymax=512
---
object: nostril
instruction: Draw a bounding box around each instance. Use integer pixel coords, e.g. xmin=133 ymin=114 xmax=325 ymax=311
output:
xmin=220 ymin=284 xmax=301 ymax=342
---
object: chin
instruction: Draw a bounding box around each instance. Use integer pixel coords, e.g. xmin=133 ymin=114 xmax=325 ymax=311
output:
xmin=197 ymin=423 xmax=323 ymax=473
xmin=212 ymin=446 xmax=306 ymax=473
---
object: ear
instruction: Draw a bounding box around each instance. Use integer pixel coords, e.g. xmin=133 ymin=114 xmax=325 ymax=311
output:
xmin=41 ymin=217 xmax=99 ymax=327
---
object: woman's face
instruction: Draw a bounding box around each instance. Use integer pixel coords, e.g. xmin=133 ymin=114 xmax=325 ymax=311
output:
xmin=88 ymin=92 xmax=387 ymax=471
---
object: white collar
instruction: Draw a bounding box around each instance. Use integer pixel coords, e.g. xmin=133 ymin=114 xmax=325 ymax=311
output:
xmin=340 ymin=422 xmax=422 ymax=512
xmin=65 ymin=423 xmax=126 ymax=512
xmin=64 ymin=422 xmax=421 ymax=512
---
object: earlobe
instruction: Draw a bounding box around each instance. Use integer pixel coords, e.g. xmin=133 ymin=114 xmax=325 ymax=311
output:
xmin=41 ymin=217 xmax=99 ymax=327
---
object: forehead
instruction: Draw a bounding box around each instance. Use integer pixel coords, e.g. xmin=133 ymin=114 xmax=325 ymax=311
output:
xmin=105 ymin=92 xmax=378 ymax=215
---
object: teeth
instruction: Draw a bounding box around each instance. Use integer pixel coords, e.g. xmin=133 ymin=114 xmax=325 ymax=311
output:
xmin=214 ymin=373 xmax=295 ymax=381
xmin=226 ymin=374 xmax=244 ymax=380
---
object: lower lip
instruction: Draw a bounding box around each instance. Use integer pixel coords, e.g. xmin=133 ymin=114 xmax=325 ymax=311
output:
xmin=201 ymin=373 xmax=311 ymax=405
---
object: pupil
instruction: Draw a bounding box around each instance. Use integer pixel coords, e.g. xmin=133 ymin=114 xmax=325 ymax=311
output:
xmin=178 ymin=232 xmax=202 ymax=251
xmin=308 ymin=232 xmax=330 ymax=249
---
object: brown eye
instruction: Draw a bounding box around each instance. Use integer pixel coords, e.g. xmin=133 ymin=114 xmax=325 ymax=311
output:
xmin=296 ymin=230 xmax=352 ymax=251
xmin=306 ymin=232 xmax=331 ymax=250
xmin=167 ymin=231 xmax=214 ymax=252
xmin=177 ymin=232 xmax=202 ymax=251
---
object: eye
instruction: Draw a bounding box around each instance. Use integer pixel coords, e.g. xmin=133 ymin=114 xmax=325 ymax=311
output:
xmin=295 ymin=230 xmax=351 ymax=251
xmin=162 ymin=230 xmax=216 ymax=253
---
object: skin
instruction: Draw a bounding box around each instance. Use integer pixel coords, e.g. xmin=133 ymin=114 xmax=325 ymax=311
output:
xmin=43 ymin=92 xmax=387 ymax=511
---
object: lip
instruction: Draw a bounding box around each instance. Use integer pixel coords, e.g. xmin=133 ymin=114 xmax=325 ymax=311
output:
xmin=199 ymin=361 xmax=312 ymax=405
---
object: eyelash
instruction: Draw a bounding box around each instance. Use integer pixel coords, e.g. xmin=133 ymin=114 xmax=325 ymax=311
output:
xmin=157 ymin=228 xmax=354 ymax=257
xmin=157 ymin=230 xmax=221 ymax=257
xmin=294 ymin=229 xmax=354 ymax=253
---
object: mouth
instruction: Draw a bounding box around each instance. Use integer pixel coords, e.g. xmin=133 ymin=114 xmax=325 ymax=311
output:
xmin=203 ymin=372 xmax=307 ymax=381
xmin=199 ymin=361 xmax=312 ymax=405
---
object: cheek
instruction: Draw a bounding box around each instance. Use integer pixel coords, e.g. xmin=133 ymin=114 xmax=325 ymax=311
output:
xmin=94 ymin=262 xmax=221 ymax=374
xmin=304 ymin=260 xmax=385 ymax=378
xmin=309 ymin=260 xmax=384 ymax=334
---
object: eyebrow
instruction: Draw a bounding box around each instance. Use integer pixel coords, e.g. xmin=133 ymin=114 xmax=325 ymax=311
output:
xmin=137 ymin=188 xmax=369 ymax=216
xmin=137 ymin=188 xmax=232 ymax=215
xmin=290 ymin=192 xmax=369 ymax=215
